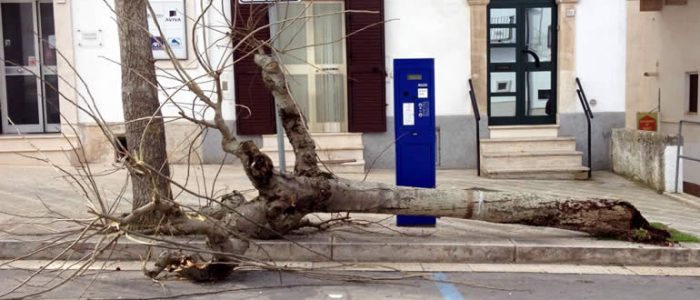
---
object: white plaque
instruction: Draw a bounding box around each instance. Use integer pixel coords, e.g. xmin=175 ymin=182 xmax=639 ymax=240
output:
xmin=77 ymin=30 xmax=102 ymax=47
xmin=148 ymin=0 xmax=187 ymax=60
xmin=402 ymin=103 xmax=415 ymax=126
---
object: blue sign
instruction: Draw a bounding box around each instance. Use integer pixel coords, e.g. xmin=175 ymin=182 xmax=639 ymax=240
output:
xmin=394 ymin=58 xmax=436 ymax=227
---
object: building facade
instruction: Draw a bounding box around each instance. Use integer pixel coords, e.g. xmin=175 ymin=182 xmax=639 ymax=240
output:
xmin=626 ymin=0 xmax=699 ymax=196
xmin=0 ymin=0 xmax=692 ymax=190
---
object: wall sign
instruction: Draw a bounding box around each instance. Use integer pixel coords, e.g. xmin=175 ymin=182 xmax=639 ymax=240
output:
xmin=148 ymin=0 xmax=187 ymax=60
xmin=637 ymin=112 xmax=658 ymax=132
xmin=77 ymin=29 xmax=103 ymax=47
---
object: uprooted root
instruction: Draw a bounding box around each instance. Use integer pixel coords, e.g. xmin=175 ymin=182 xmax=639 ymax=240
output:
xmin=145 ymin=251 xmax=235 ymax=282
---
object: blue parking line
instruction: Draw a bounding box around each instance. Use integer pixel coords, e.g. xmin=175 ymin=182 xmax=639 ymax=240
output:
xmin=432 ymin=272 xmax=465 ymax=300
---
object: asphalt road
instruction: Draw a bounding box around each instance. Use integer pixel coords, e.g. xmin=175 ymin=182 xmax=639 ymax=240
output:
xmin=0 ymin=269 xmax=698 ymax=299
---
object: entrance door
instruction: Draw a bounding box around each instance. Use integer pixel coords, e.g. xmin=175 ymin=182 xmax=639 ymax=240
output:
xmin=487 ymin=0 xmax=557 ymax=125
xmin=0 ymin=0 xmax=59 ymax=134
xmin=271 ymin=1 xmax=348 ymax=133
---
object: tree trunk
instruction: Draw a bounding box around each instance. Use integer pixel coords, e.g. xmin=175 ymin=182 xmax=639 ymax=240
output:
xmin=115 ymin=0 xmax=172 ymax=221
xmin=225 ymin=53 xmax=670 ymax=245
xmin=223 ymin=172 xmax=670 ymax=244
xmin=127 ymin=24 xmax=672 ymax=281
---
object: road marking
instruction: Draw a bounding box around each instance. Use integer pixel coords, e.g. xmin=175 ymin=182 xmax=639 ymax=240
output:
xmin=433 ymin=272 xmax=465 ymax=300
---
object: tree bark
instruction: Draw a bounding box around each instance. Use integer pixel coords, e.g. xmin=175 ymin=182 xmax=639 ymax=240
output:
xmin=222 ymin=172 xmax=670 ymax=244
xmin=115 ymin=0 xmax=172 ymax=221
xmin=255 ymin=54 xmax=322 ymax=177
xmin=223 ymin=53 xmax=669 ymax=245
xmin=128 ymin=20 xmax=672 ymax=281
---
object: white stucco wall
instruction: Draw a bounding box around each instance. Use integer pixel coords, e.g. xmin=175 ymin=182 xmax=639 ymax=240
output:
xmin=71 ymin=0 xmax=473 ymax=124
xmin=575 ymin=0 xmax=627 ymax=113
xmin=69 ymin=0 xmax=629 ymax=124
xmin=71 ymin=0 xmax=122 ymax=123
xmin=664 ymin=144 xmax=683 ymax=193
xmin=625 ymin=2 xmax=661 ymax=128
xmin=627 ymin=1 xmax=700 ymax=186
xmin=384 ymin=0 xmax=471 ymax=117
xmin=71 ymin=0 xmax=235 ymax=124
xmin=657 ymin=1 xmax=700 ymax=126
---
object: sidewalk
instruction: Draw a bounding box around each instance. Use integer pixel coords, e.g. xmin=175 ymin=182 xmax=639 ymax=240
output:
xmin=0 ymin=164 xmax=699 ymax=266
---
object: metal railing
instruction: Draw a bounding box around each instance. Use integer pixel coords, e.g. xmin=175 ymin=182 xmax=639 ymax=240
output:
xmin=468 ymin=79 xmax=481 ymax=176
xmin=675 ymin=120 xmax=700 ymax=193
xmin=575 ymin=77 xmax=594 ymax=179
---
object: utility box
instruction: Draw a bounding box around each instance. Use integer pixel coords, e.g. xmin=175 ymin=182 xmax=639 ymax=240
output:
xmin=393 ymin=58 xmax=437 ymax=227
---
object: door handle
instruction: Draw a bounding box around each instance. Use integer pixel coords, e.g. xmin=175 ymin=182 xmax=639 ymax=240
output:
xmin=316 ymin=67 xmax=339 ymax=72
xmin=522 ymin=48 xmax=541 ymax=68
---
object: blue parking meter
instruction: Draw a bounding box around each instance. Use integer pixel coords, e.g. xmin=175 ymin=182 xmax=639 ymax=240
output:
xmin=394 ymin=58 xmax=436 ymax=227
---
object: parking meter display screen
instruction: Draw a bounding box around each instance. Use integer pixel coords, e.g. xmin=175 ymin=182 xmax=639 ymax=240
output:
xmin=407 ymin=74 xmax=423 ymax=80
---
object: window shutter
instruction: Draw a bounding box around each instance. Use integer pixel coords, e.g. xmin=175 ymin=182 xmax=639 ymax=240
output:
xmin=233 ymin=4 xmax=276 ymax=135
xmin=345 ymin=0 xmax=386 ymax=132
xmin=690 ymin=74 xmax=698 ymax=114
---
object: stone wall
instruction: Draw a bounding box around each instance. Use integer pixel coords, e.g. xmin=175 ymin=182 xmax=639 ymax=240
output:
xmin=80 ymin=122 xmax=203 ymax=164
xmin=611 ymin=128 xmax=682 ymax=192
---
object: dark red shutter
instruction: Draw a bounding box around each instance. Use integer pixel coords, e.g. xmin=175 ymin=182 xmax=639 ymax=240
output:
xmin=345 ymin=0 xmax=386 ymax=132
xmin=233 ymin=3 xmax=276 ymax=135
xmin=690 ymin=74 xmax=698 ymax=114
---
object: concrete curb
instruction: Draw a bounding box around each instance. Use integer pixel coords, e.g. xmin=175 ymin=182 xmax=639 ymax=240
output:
xmin=2 ymin=239 xmax=699 ymax=267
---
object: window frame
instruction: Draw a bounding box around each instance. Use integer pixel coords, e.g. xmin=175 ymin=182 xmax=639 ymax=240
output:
xmin=270 ymin=0 xmax=349 ymax=133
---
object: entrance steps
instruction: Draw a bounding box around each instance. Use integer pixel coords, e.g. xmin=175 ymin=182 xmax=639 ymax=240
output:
xmin=481 ymin=126 xmax=589 ymax=180
xmin=261 ymin=132 xmax=365 ymax=173
xmin=0 ymin=134 xmax=82 ymax=166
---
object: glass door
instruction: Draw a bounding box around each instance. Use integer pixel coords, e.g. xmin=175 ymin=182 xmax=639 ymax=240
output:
xmin=0 ymin=0 xmax=59 ymax=134
xmin=487 ymin=0 xmax=557 ymax=125
xmin=271 ymin=1 xmax=348 ymax=133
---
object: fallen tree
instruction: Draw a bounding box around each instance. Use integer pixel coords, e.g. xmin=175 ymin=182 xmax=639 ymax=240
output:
xmin=104 ymin=2 xmax=670 ymax=281
xmin=0 ymin=2 xmax=670 ymax=291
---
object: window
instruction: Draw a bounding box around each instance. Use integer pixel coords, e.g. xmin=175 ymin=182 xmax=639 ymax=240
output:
xmin=689 ymin=73 xmax=698 ymax=114
xmin=271 ymin=1 xmax=348 ymax=133
xmin=233 ymin=1 xmax=386 ymax=135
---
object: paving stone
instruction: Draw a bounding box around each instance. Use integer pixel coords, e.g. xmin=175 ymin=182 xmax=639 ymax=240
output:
xmin=0 ymin=166 xmax=699 ymax=266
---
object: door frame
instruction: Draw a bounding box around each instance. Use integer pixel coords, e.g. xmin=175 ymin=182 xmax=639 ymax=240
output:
xmin=269 ymin=0 xmax=349 ymax=133
xmin=487 ymin=0 xmax=558 ymax=126
xmin=0 ymin=0 xmax=58 ymax=134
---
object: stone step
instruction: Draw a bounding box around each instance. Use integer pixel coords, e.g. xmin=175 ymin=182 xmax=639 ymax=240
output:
xmin=268 ymin=152 xmax=366 ymax=174
xmin=262 ymin=132 xmax=363 ymax=150
xmin=482 ymin=166 xmax=590 ymax=180
xmin=320 ymin=161 xmax=365 ymax=173
xmin=262 ymin=132 xmax=365 ymax=173
xmin=0 ymin=149 xmax=81 ymax=166
xmin=0 ymin=134 xmax=79 ymax=152
xmin=0 ymin=134 xmax=82 ymax=166
xmin=276 ymin=160 xmax=366 ymax=174
xmin=489 ymin=124 xmax=559 ymax=139
xmin=263 ymin=147 xmax=364 ymax=164
xmin=482 ymin=150 xmax=583 ymax=170
xmin=481 ymin=137 xmax=576 ymax=153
